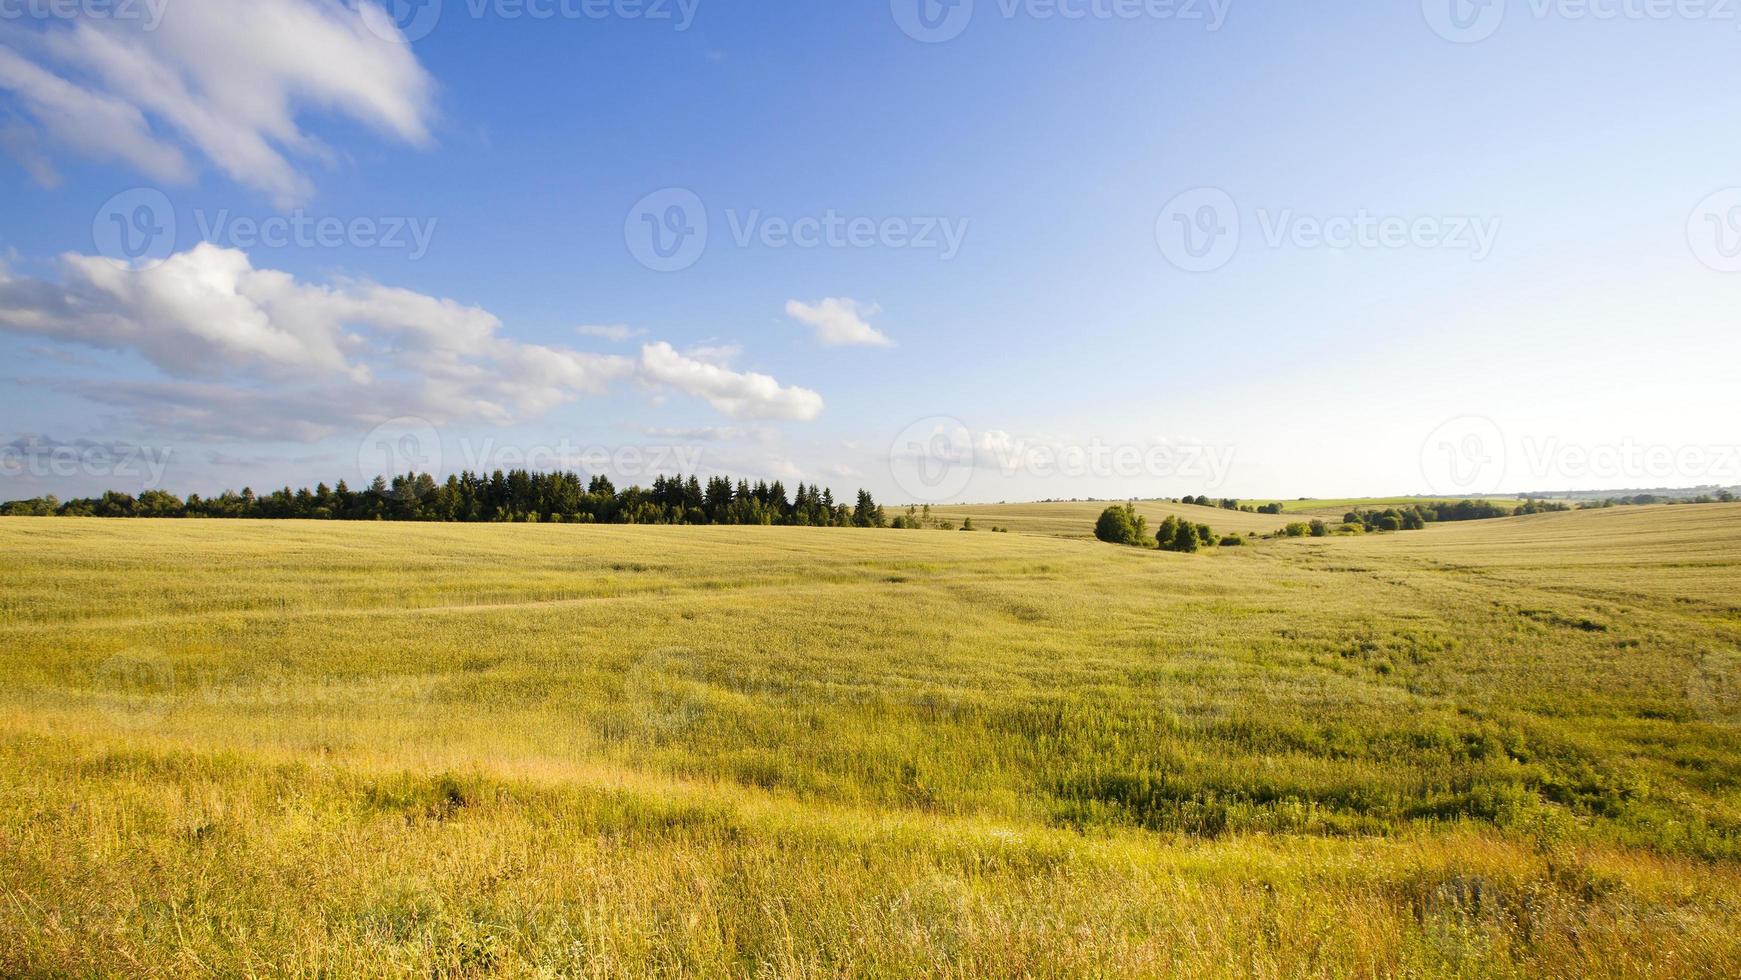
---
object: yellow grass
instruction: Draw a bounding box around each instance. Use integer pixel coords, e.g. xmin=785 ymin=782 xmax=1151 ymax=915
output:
xmin=925 ymin=498 xmax=1292 ymax=537
xmin=1 ymin=505 xmax=1738 ymax=976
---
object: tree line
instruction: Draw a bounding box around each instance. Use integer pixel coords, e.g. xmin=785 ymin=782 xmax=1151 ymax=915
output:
xmin=0 ymin=471 xmax=894 ymax=527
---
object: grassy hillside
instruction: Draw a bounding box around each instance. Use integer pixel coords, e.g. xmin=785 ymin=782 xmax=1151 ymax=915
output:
xmin=2 ymin=508 xmax=1739 ymax=976
xmin=1253 ymin=497 xmax=1531 ymax=518
xmin=925 ymin=498 xmax=1293 ymax=538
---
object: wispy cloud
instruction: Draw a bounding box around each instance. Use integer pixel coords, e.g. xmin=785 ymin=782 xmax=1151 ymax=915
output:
xmin=785 ymin=298 xmax=894 ymax=348
xmin=0 ymin=0 xmax=436 ymax=204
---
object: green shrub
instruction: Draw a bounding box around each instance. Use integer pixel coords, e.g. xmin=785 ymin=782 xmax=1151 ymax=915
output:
xmin=1094 ymin=505 xmax=1148 ymax=546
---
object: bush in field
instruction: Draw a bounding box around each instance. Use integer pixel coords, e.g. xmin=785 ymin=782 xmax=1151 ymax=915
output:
xmin=1155 ymin=515 xmax=1211 ymax=553
xmin=1309 ymin=519 xmax=1329 ymax=537
xmin=1282 ymin=522 xmax=1310 ymax=538
xmin=1094 ymin=505 xmax=1148 ymax=546
xmin=1219 ymin=535 xmax=1244 ymax=547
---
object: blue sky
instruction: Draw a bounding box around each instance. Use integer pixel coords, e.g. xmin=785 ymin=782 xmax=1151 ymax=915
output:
xmin=2 ymin=0 xmax=1739 ymax=504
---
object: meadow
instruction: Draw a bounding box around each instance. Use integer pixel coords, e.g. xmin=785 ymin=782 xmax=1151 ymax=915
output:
xmin=2 ymin=505 xmax=1739 ymax=977
xmin=924 ymin=498 xmax=1292 ymax=537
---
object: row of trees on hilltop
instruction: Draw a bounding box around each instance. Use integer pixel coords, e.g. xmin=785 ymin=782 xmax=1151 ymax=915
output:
xmin=0 ymin=471 xmax=892 ymax=527
xmin=1173 ymin=495 xmax=1285 ymax=515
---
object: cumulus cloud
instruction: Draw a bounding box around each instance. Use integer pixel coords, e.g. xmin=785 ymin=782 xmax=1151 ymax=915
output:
xmin=0 ymin=0 xmax=436 ymax=204
xmin=785 ymin=297 xmax=894 ymax=348
xmin=639 ymin=342 xmax=824 ymax=421
xmin=0 ymin=244 xmax=824 ymax=437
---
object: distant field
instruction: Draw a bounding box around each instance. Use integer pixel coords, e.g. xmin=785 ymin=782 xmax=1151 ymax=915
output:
xmin=2 ymin=506 xmax=1739 ymax=976
xmin=926 ymin=498 xmax=1293 ymax=537
xmin=1251 ymin=497 xmax=1531 ymax=518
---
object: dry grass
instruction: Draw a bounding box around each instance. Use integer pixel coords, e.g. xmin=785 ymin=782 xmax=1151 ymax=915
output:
xmin=1 ymin=506 xmax=1738 ymax=976
xmin=924 ymin=498 xmax=1292 ymax=537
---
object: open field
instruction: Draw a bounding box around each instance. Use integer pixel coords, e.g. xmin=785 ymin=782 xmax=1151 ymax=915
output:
xmin=925 ymin=499 xmax=1293 ymax=538
xmin=1248 ymin=498 xmax=1532 ymax=519
xmin=2 ymin=507 xmax=1740 ymax=976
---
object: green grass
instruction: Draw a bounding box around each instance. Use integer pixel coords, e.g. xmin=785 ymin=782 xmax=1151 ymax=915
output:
xmin=2 ymin=506 xmax=1739 ymax=976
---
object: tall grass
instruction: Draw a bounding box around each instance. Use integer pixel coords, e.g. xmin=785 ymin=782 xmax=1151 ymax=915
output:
xmin=2 ymin=506 xmax=1738 ymax=976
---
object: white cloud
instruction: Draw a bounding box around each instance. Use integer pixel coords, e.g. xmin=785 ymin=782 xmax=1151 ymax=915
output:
xmin=639 ymin=342 xmax=825 ymax=421
xmin=575 ymin=324 xmax=646 ymax=343
xmin=682 ymin=341 xmax=742 ymax=366
xmin=785 ymin=297 xmax=894 ymax=348
xmin=0 ymin=47 xmax=191 ymax=185
xmin=0 ymin=244 xmax=822 ymax=436
xmin=0 ymin=0 xmax=436 ymax=204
